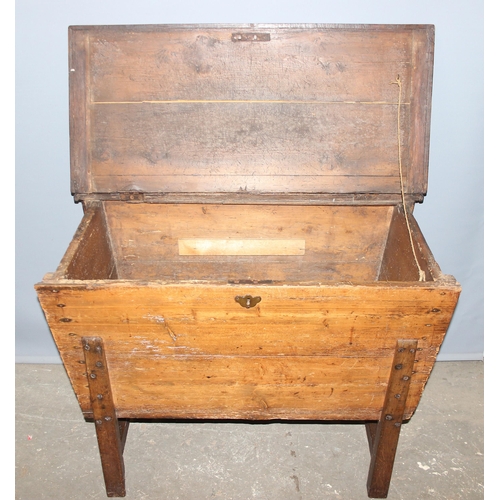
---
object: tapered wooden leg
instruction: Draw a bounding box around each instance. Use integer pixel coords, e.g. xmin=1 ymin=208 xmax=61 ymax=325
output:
xmin=365 ymin=339 xmax=418 ymax=498
xmin=118 ymin=420 xmax=130 ymax=454
xmin=82 ymin=337 xmax=127 ymax=497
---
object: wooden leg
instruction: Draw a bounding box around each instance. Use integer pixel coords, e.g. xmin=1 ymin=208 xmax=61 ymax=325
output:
xmin=365 ymin=339 xmax=418 ymax=498
xmin=365 ymin=422 xmax=377 ymax=454
xmin=82 ymin=337 xmax=127 ymax=497
xmin=118 ymin=420 xmax=130 ymax=454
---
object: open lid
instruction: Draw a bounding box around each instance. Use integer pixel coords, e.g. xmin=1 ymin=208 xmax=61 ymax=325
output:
xmin=69 ymin=24 xmax=434 ymax=204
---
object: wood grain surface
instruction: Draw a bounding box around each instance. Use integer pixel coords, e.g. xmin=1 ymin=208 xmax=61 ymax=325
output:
xmin=36 ymin=277 xmax=460 ymax=421
xmin=68 ymin=25 xmax=433 ymax=199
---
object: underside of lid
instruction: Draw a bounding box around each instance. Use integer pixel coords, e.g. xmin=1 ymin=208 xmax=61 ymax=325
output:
xmin=68 ymin=24 xmax=434 ymax=203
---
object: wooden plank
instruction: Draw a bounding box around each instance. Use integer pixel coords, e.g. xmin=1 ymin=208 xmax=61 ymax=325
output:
xmin=89 ymin=353 xmax=418 ymax=420
xmin=68 ymin=27 xmax=91 ymax=195
xmin=45 ymin=318 xmax=437 ymax=358
xmin=92 ymin=174 xmax=402 ymax=196
xmin=86 ymin=27 xmax=414 ymax=103
xmin=82 ymin=337 xmax=126 ymax=497
xmin=75 ymin=192 xmax=424 ymax=206
xmin=90 ymin=102 xmax=407 ymax=177
xmin=366 ymin=339 xmax=418 ymax=498
xmin=408 ymin=26 xmax=434 ymax=196
xmin=65 ymin=206 xmax=117 ymax=280
xmin=178 ymin=239 xmax=306 ymax=256
xmin=378 ymin=205 xmax=438 ymax=282
xmin=116 ymin=260 xmax=379 ymax=282
xmin=89 ymin=102 xmax=408 ymax=195
xmin=379 ymin=205 xmax=423 ymax=281
xmin=52 ymin=204 xmax=117 ymax=281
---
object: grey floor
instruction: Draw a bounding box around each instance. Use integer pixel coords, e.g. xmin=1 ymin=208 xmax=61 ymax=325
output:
xmin=16 ymin=361 xmax=483 ymax=500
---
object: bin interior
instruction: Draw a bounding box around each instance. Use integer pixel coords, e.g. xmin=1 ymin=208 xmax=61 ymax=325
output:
xmin=61 ymin=202 xmax=434 ymax=284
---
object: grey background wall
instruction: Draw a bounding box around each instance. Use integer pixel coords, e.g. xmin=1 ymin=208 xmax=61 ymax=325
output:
xmin=15 ymin=0 xmax=484 ymax=362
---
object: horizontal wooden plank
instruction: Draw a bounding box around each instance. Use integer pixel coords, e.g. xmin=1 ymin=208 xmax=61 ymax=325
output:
xmin=40 ymin=292 xmax=458 ymax=324
xmin=178 ymin=239 xmax=306 ymax=256
xmin=74 ymin=192 xmax=425 ymax=205
xmin=89 ymin=102 xmax=409 ymax=195
xmin=36 ymin=283 xmax=459 ymax=358
xmin=37 ymin=280 xmax=460 ymax=311
xmin=41 ymin=348 xmax=430 ymax=420
xmin=45 ymin=324 xmax=437 ymax=358
xmin=87 ymin=28 xmax=414 ymax=103
xmin=92 ymin=174 xmax=403 ymax=195
xmin=108 ymin=355 xmax=398 ymax=418
xmin=102 ymin=203 xmax=391 ymax=242
xmin=116 ymin=260 xmax=379 ymax=282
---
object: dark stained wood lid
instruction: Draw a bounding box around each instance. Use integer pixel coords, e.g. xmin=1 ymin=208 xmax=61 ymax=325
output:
xmin=68 ymin=24 xmax=434 ymax=203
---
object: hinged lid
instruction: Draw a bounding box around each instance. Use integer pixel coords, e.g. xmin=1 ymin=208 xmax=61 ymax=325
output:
xmin=69 ymin=24 xmax=434 ymax=204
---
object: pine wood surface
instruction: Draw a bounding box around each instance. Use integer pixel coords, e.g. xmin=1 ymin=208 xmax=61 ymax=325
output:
xmin=36 ymin=200 xmax=459 ymax=421
xmin=36 ymin=278 xmax=459 ymax=421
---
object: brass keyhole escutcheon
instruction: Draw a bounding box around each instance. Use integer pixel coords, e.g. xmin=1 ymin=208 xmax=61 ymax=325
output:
xmin=235 ymin=295 xmax=261 ymax=309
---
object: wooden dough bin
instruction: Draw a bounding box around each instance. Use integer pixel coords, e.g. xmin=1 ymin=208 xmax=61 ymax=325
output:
xmin=35 ymin=24 xmax=460 ymax=498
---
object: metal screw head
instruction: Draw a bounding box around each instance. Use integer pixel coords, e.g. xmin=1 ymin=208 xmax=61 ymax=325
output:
xmin=402 ymin=375 xmax=410 ymax=381
xmin=395 ymin=364 xmax=403 ymax=370
xmin=90 ymin=373 xmax=97 ymax=379
xmin=95 ymin=420 xmax=102 ymax=425
xmin=96 ymin=361 xmax=103 ymax=368
xmin=385 ymin=414 xmax=393 ymax=421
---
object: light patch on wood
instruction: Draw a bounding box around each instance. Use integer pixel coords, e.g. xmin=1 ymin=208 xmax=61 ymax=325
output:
xmin=143 ymin=313 xmax=165 ymax=324
xmin=178 ymin=239 xmax=306 ymax=256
